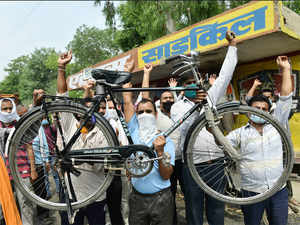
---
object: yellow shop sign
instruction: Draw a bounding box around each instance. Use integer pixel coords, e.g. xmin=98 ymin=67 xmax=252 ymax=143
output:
xmin=138 ymin=1 xmax=275 ymax=68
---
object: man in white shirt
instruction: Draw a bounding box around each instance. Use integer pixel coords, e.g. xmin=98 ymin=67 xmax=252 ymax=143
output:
xmin=170 ymin=31 xmax=237 ymax=225
xmin=226 ymin=56 xmax=292 ymax=225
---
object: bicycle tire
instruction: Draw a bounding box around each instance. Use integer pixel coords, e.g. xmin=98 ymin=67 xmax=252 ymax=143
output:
xmin=184 ymin=102 xmax=294 ymax=205
xmin=9 ymin=101 xmax=119 ymax=211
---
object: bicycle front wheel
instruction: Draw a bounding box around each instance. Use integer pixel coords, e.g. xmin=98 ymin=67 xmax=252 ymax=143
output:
xmin=184 ymin=102 xmax=294 ymax=205
xmin=9 ymin=101 xmax=119 ymax=211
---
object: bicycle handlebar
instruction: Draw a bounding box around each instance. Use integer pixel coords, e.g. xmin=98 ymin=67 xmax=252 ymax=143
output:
xmin=160 ymin=51 xmax=200 ymax=65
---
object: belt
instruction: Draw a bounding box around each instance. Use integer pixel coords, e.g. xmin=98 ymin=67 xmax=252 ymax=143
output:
xmin=132 ymin=186 xmax=171 ymax=197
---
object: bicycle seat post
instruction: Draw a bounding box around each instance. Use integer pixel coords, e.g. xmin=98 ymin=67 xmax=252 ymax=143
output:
xmin=95 ymin=80 xmax=106 ymax=96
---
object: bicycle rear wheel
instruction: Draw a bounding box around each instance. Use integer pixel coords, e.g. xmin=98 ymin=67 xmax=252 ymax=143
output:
xmin=9 ymin=101 xmax=119 ymax=211
xmin=184 ymin=102 xmax=294 ymax=205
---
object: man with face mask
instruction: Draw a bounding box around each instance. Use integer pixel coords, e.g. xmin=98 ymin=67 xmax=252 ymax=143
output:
xmin=122 ymin=60 xmax=175 ymax=225
xmin=246 ymin=79 xmax=277 ymax=112
xmin=170 ymin=31 xmax=237 ymax=225
xmin=0 ymin=98 xmax=23 ymax=225
xmin=226 ymin=56 xmax=292 ymax=225
xmin=0 ymin=91 xmax=45 ymax=225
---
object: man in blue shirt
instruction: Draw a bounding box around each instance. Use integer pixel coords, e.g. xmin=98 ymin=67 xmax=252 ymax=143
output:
xmin=122 ymin=73 xmax=175 ymax=225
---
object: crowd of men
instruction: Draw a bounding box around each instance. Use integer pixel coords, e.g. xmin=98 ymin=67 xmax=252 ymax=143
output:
xmin=0 ymin=30 xmax=297 ymax=225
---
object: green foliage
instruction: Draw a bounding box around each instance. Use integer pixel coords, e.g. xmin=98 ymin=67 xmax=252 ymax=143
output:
xmin=100 ymin=1 xmax=236 ymax=52
xmin=284 ymin=0 xmax=300 ymax=14
xmin=0 ymin=48 xmax=58 ymax=102
xmin=67 ymin=24 xmax=119 ymax=70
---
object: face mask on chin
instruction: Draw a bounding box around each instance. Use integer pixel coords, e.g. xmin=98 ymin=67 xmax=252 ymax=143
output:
xmin=162 ymin=101 xmax=174 ymax=113
xmin=137 ymin=113 xmax=158 ymax=144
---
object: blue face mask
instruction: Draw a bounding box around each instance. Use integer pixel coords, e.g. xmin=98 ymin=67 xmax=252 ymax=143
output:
xmin=41 ymin=119 xmax=49 ymax=125
xmin=185 ymin=83 xmax=197 ymax=99
xmin=250 ymin=114 xmax=266 ymax=124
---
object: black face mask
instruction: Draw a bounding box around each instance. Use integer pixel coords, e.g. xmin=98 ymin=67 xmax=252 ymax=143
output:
xmin=162 ymin=101 xmax=174 ymax=113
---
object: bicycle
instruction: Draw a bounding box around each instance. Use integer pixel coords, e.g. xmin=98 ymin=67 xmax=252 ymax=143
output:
xmin=8 ymin=51 xmax=294 ymax=223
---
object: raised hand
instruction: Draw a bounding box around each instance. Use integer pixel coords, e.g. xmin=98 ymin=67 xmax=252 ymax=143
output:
xmin=209 ymin=74 xmax=217 ymax=86
xmin=225 ymin=30 xmax=237 ymax=46
xmin=276 ymin=56 xmax=291 ymax=70
xmin=168 ymin=78 xmax=177 ymax=88
xmin=83 ymin=80 xmax=96 ymax=91
xmin=33 ymin=89 xmax=45 ymax=106
xmin=124 ymin=58 xmax=135 ymax=72
xmin=253 ymin=78 xmax=262 ymax=87
xmin=144 ymin=64 xmax=153 ymax=74
xmin=58 ymin=50 xmax=72 ymax=67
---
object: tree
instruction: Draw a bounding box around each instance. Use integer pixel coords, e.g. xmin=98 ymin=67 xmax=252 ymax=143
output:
xmin=284 ymin=0 xmax=300 ymax=14
xmin=0 ymin=48 xmax=59 ymax=102
xmin=0 ymin=55 xmax=29 ymax=95
xmin=95 ymin=1 xmax=229 ymax=51
xmin=67 ymin=24 xmax=119 ymax=70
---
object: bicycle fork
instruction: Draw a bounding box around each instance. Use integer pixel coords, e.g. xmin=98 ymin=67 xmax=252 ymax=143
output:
xmin=204 ymin=104 xmax=241 ymax=161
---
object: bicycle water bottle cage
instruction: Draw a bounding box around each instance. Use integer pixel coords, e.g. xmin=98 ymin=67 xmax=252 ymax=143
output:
xmin=91 ymin=69 xmax=132 ymax=86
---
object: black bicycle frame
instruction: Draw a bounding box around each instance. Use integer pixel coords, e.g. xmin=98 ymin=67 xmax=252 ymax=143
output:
xmin=45 ymin=85 xmax=203 ymax=161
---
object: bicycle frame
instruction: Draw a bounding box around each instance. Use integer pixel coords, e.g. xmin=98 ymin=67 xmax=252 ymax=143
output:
xmin=41 ymin=85 xmax=206 ymax=164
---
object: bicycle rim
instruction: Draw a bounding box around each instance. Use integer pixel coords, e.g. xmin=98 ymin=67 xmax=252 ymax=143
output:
xmin=9 ymin=102 xmax=118 ymax=210
xmin=184 ymin=103 xmax=294 ymax=205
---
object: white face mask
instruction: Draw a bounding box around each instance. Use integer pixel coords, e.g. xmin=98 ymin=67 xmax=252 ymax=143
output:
xmin=137 ymin=113 xmax=158 ymax=144
xmin=0 ymin=98 xmax=20 ymax=124
xmin=105 ymin=109 xmax=118 ymax=121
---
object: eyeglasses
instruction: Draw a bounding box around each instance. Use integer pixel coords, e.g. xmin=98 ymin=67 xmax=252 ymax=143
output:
xmin=137 ymin=109 xmax=153 ymax=115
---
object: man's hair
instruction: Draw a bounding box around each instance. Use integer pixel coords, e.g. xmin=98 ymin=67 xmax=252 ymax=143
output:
xmin=160 ymin=91 xmax=174 ymax=101
xmin=137 ymin=98 xmax=157 ymax=113
xmin=259 ymin=88 xmax=274 ymax=96
xmin=248 ymin=95 xmax=272 ymax=111
xmin=99 ymin=99 xmax=106 ymax=105
xmin=179 ymin=74 xmax=193 ymax=86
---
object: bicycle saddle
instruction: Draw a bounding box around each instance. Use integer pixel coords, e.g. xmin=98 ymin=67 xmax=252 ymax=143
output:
xmin=91 ymin=69 xmax=132 ymax=85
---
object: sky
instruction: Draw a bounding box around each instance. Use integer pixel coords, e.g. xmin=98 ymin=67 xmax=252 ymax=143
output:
xmin=0 ymin=1 xmax=117 ymax=81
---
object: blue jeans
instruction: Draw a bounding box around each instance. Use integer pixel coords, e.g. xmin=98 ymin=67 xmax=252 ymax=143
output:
xmin=45 ymin=157 xmax=60 ymax=197
xmin=241 ymin=187 xmax=288 ymax=225
xmin=182 ymin=162 xmax=225 ymax=225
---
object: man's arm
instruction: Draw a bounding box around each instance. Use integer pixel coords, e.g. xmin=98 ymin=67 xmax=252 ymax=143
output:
xmin=153 ymin=136 xmax=174 ymax=180
xmin=26 ymin=144 xmax=38 ymax=180
xmin=208 ymin=31 xmax=237 ymax=105
xmin=273 ymin=56 xmax=293 ymax=127
xmin=277 ymin=56 xmax=292 ymax=96
xmin=122 ymin=59 xmax=135 ymax=123
xmin=246 ymin=79 xmax=262 ymax=98
xmin=57 ymin=50 xmax=72 ymax=94
xmin=141 ymin=64 xmax=153 ymax=100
